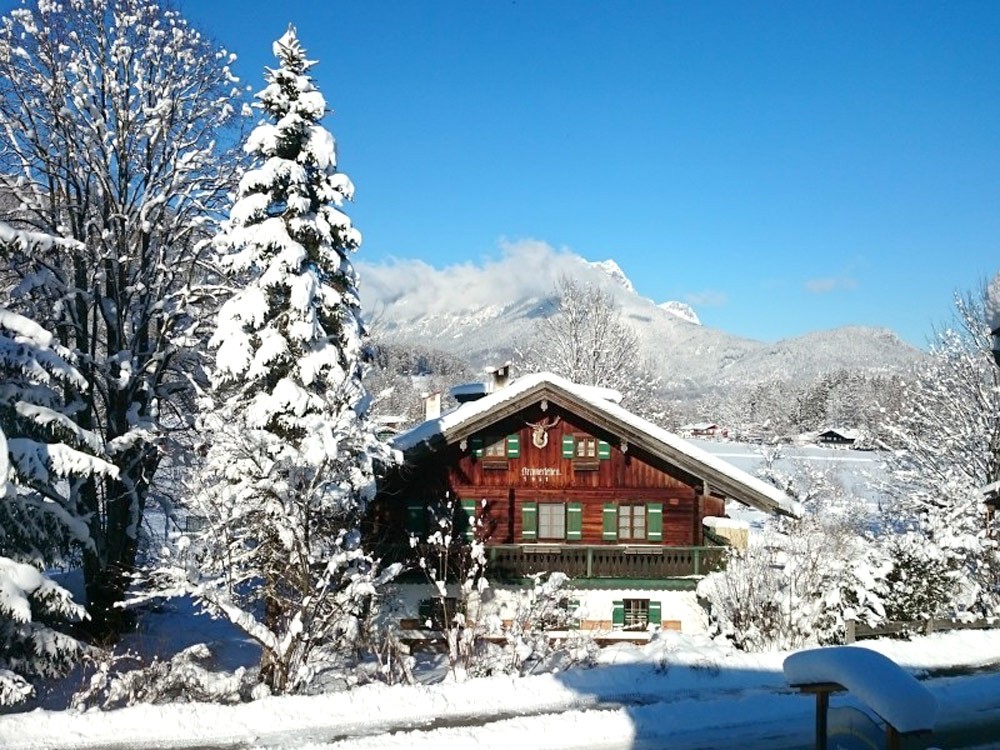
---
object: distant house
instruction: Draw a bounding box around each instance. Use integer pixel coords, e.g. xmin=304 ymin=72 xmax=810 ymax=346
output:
xmin=680 ymin=422 xmax=726 ymax=439
xmin=374 ymin=372 xmax=798 ymax=635
xmin=816 ymin=428 xmax=860 ymax=446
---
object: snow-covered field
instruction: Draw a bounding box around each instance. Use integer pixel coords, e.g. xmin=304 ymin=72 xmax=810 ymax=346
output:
xmin=4 ymin=629 xmax=1000 ymax=749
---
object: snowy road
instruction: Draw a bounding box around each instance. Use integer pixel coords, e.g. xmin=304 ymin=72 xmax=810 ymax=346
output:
xmin=44 ymin=671 xmax=1000 ymax=750
xmin=9 ymin=631 xmax=1000 ymax=750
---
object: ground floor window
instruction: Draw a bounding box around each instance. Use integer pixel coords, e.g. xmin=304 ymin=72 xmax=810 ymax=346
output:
xmin=538 ymin=502 xmax=565 ymax=540
xmin=623 ymin=598 xmax=649 ymax=629
xmin=419 ymin=597 xmax=460 ymax=630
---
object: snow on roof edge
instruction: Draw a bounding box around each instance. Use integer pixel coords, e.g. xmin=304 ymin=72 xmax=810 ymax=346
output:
xmin=392 ymin=372 xmax=799 ymax=517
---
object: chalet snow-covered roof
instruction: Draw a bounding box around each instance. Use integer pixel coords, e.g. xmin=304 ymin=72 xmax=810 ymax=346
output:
xmin=393 ymin=372 xmax=800 ymax=517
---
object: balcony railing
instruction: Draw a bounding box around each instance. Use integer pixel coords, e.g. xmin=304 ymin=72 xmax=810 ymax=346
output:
xmin=485 ymin=544 xmax=727 ymax=581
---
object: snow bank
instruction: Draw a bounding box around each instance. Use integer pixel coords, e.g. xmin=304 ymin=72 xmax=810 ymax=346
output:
xmin=702 ymin=516 xmax=750 ymax=531
xmin=783 ymin=646 xmax=936 ymax=734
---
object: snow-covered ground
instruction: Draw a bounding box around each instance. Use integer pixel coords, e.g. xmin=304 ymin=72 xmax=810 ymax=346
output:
xmin=6 ymin=441 xmax=991 ymax=750
xmin=5 ymin=629 xmax=1000 ymax=749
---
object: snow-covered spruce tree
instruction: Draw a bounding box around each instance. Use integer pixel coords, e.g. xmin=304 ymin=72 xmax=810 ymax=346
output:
xmin=0 ymin=0 xmax=244 ymax=633
xmin=877 ymin=287 xmax=1000 ymax=616
xmin=0 ymin=224 xmax=118 ymax=706
xmin=145 ymin=28 xmax=392 ymax=695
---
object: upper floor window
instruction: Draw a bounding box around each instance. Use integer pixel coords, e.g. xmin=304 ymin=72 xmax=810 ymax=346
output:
xmin=538 ymin=502 xmax=566 ymax=540
xmin=618 ymin=505 xmax=646 ymax=541
xmin=562 ymin=434 xmax=611 ymax=470
xmin=575 ymin=437 xmax=597 ymax=460
xmin=484 ymin=436 xmax=507 ymax=459
xmin=472 ymin=433 xmax=520 ymax=468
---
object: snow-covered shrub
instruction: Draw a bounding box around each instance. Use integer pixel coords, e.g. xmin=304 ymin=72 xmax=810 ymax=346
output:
xmin=700 ymin=463 xmax=885 ymax=651
xmin=875 ymin=480 xmax=999 ymax=622
xmin=409 ymin=496 xmax=587 ymax=680
xmin=877 ymin=532 xmax=956 ymax=626
xmin=363 ymin=625 xmax=417 ymax=686
xmin=71 ymin=644 xmax=257 ymax=710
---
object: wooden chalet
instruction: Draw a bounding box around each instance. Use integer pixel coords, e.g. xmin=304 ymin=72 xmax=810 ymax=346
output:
xmin=816 ymin=428 xmax=859 ymax=446
xmin=377 ymin=372 xmax=799 ymax=592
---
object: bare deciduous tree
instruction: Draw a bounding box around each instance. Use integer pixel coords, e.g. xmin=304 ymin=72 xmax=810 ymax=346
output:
xmin=0 ymin=0 xmax=243 ymax=632
xmin=522 ymin=277 xmax=667 ymax=420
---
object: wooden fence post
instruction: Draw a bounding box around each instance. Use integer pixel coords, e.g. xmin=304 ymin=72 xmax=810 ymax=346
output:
xmin=845 ymin=619 xmax=856 ymax=644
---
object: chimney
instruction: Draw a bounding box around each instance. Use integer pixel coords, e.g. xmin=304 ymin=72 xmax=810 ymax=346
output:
xmin=491 ymin=362 xmax=511 ymax=392
xmin=423 ymin=391 xmax=442 ymax=421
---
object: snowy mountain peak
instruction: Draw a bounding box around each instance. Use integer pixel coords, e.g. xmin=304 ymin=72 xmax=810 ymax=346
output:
xmin=659 ymin=301 xmax=701 ymax=325
xmin=588 ymin=259 xmax=635 ymax=293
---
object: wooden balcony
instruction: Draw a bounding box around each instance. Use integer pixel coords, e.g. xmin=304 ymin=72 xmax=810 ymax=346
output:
xmin=484 ymin=544 xmax=727 ymax=582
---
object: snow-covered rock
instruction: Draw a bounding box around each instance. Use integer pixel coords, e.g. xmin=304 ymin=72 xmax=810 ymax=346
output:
xmin=587 ymin=258 xmax=635 ymax=293
xmin=659 ymin=300 xmax=701 ymax=325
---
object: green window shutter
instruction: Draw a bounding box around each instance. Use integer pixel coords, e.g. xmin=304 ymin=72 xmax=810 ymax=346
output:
xmin=562 ymin=435 xmax=575 ymax=458
xmin=566 ymin=502 xmax=583 ymax=540
xmin=506 ymin=434 xmax=520 ymax=458
xmin=612 ymin=600 xmax=625 ymax=627
xmin=648 ymin=601 xmax=662 ymax=626
xmin=461 ymin=499 xmax=477 ymax=540
xmin=521 ymin=502 xmax=538 ymax=541
xmin=646 ymin=503 xmax=663 ymax=542
xmin=568 ymin=598 xmax=581 ymax=629
xmin=602 ymin=503 xmax=618 ymax=540
xmin=598 ymin=440 xmax=612 ymax=459
xmin=470 ymin=437 xmax=484 ymax=457
xmin=405 ymin=502 xmax=427 ymax=536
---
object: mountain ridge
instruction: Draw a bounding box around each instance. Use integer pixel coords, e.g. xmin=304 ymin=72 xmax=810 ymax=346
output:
xmin=359 ymin=245 xmax=924 ymax=396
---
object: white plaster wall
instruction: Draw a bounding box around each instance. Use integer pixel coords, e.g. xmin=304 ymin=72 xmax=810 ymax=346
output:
xmin=380 ymin=583 xmax=709 ymax=634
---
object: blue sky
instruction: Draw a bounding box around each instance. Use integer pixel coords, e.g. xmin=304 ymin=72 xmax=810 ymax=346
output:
xmin=19 ymin=1 xmax=1000 ymax=346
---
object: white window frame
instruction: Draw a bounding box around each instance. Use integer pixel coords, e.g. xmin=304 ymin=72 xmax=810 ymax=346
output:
xmin=618 ymin=505 xmax=646 ymax=541
xmin=623 ymin=598 xmax=649 ymax=629
xmin=538 ymin=502 xmax=566 ymax=540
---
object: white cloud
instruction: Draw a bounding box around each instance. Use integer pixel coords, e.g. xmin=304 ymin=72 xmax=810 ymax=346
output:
xmin=804 ymin=276 xmax=858 ymax=294
xmin=358 ymin=239 xmax=629 ymax=319
xmin=684 ymin=290 xmax=728 ymax=307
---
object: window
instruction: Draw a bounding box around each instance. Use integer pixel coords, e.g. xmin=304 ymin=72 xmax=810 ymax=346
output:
xmin=484 ymin=436 xmax=506 ymax=458
xmin=418 ymin=597 xmax=460 ymax=630
xmin=611 ymin=599 xmax=663 ymax=630
xmin=613 ymin=598 xmax=662 ymax=629
xmin=573 ymin=436 xmax=599 ymax=470
xmin=538 ymin=502 xmax=565 ymax=540
xmin=575 ymin=437 xmax=597 ymax=459
xmin=482 ymin=435 xmax=508 ymax=468
xmin=623 ymin=599 xmax=649 ymax=629
xmin=618 ymin=505 xmax=646 ymax=541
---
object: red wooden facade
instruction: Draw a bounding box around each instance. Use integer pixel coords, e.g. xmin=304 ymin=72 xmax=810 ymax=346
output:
xmin=381 ymin=400 xmax=727 ymax=554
